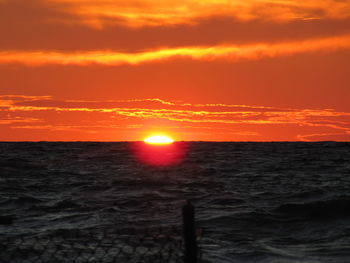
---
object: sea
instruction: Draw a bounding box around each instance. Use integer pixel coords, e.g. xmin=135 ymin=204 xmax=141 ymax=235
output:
xmin=1 ymin=142 xmax=350 ymax=263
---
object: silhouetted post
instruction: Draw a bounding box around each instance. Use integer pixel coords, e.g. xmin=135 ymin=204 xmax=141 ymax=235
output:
xmin=182 ymin=200 xmax=197 ymax=263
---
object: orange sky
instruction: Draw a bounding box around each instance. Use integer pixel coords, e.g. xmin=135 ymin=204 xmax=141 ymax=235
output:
xmin=1 ymin=0 xmax=350 ymax=141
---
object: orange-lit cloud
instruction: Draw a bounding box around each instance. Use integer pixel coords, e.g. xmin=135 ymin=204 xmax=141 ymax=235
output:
xmin=297 ymin=132 xmax=350 ymax=141
xmin=46 ymin=0 xmax=350 ymax=27
xmin=0 ymin=117 xmax=42 ymax=125
xmin=1 ymin=34 xmax=350 ymax=66
xmin=1 ymin=95 xmax=350 ymax=141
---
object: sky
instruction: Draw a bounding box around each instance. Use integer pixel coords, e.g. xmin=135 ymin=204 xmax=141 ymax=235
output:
xmin=1 ymin=0 xmax=350 ymax=141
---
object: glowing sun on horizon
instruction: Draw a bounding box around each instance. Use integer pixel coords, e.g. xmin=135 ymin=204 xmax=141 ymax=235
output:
xmin=144 ymin=135 xmax=174 ymax=145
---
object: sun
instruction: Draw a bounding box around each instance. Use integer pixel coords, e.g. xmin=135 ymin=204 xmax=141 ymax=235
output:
xmin=144 ymin=135 xmax=174 ymax=145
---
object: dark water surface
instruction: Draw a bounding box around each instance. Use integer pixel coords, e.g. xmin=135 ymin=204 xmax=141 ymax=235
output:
xmin=1 ymin=142 xmax=350 ymax=262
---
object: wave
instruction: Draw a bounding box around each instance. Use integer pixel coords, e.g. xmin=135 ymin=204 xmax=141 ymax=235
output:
xmin=272 ymin=196 xmax=350 ymax=218
xmin=0 ymin=196 xmax=43 ymax=208
xmin=2 ymin=142 xmax=350 ymax=262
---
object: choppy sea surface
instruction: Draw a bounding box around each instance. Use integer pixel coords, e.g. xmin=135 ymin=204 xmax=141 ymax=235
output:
xmin=1 ymin=142 xmax=350 ymax=262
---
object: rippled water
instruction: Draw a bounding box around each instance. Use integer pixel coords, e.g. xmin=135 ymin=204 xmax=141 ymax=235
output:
xmin=1 ymin=142 xmax=350 ymax=262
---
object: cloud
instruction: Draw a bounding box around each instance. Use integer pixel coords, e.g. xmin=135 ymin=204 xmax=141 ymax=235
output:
xmin=46 ymin=0 xmax=350 ymax=27
xmin=2 ymin=95 xmax=350 ymax=140
xmin=1 ymin=34 xmax=350 ymax=66
xmin=296 ymin=132 xmax=350 ymax=141
xmin=2 ymin=95 xmax=350 ymax=126
xmin=1 ymin=0 xmax=350 ymax=53
xmin=0 ymin=117 xmax=42 ymax=125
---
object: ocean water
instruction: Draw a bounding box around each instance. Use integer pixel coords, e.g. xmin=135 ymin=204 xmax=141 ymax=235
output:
xmin=1 ymin=142 xmax=350 ymax=262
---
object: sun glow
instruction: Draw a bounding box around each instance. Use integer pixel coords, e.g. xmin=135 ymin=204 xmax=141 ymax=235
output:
xmin=135 ymin=135 xmax=184 ymax=166
xmin=144 ymin=135 xmax=174 ymax=145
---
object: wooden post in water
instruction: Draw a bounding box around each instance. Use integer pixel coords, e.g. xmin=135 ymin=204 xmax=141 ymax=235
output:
xmin=182 ymin=200 xmax=197 ymax=263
